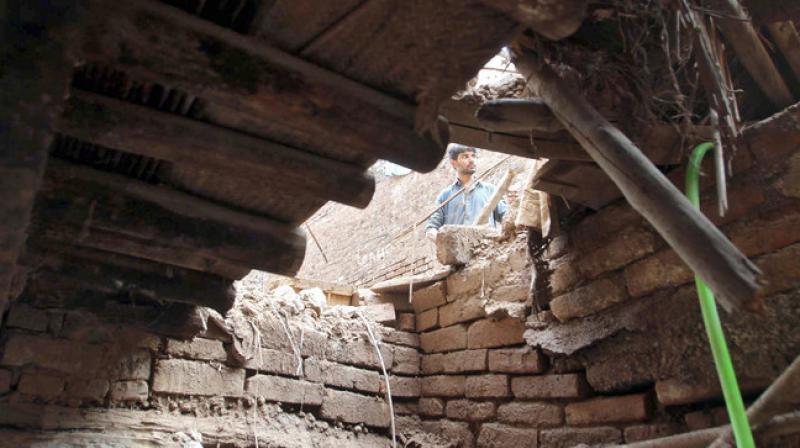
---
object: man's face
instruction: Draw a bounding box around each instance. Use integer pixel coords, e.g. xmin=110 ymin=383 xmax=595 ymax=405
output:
xmin=450 ymin=151 xmax=477 ymax=175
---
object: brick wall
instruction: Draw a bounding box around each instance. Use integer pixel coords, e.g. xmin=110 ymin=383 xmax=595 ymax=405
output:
xmin=0 ymin=298 xmax=424 ymax=446
xmin=408 ymin=138 xmax=800 ymax=447
xmin=297 ymin=152 xmax=529 ymax=287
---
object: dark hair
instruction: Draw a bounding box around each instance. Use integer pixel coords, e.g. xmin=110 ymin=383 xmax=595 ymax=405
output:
xmin=447 ymin=143 xmax=477 ymax=160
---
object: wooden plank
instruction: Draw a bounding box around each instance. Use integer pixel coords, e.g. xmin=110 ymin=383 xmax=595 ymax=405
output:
xmin=533 ymin=161 xmax=622 ymax=210
xmin=480 ymin=0 xmax=588 ymax=40
xmin=291 ymin=277 xmax=354 ymax=296
xmin=370 ymin=267 xmax=453 ymax=294
xmin=767 ymin=22 xmax=800 ymax=86
xmin=59 ymin=91 xmax=375 ymax=208
xmin=476 ymin=98 xmax=564 ymax=133
xmin=515 ymin=53 xmax=761 ymax=312
xmin=33 ymin=160 xmax=306 ymax=279
xmin=75 ymin=0 xmax=445 ymax=172
xmin=708 ymin=0 xmax=795 ymax=108
xmin=449 ymin=123 xmax=592 ymax=161
xmin=0 ymin=1 xmax=81 ymax=312
xmin=22 ymin=242 xmax=235 ymax=314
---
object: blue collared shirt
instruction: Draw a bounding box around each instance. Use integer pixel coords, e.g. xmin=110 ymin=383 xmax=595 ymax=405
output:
xmin=426 ymin=179 xmax=508 ymax=230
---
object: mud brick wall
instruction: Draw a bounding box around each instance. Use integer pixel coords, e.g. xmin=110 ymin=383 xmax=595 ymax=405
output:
xmin=298 ymin=152 xmax=528 ymax=288
xmin=0 ymin=302 xmax=423 ymax=446
xmin=411 ymin=137 xmax=800 ymax=446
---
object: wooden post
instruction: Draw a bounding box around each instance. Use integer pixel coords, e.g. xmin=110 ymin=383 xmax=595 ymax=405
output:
xmin=766 ymin=22 xmax=800 ymax=85
xmin=474 ymin=169 xmax=517 ymax=225
xmin=513 ymin=53 xmax=761 ymax=312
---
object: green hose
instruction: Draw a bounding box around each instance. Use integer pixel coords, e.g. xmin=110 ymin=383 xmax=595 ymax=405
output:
xmin=686 ymin=142 xmax=754 ymax=448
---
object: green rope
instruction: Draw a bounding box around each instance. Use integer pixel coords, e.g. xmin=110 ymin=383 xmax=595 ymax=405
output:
xmin=686 ymin=142 xmax=754 ymax=448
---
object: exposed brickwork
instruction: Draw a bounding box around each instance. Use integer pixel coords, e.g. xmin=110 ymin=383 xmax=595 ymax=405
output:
xmin=624 ymin=423 xmax=683 ymax=442
xmin=304 ymin=358 xmax=380 ymax=394
xmin=17 ymin=371 xmax=64 ymax=398
xmin=153 ymin=359 xmax=244 ymax=397
xmin=578 ymin=226 xmax=658 ymax=278
xmin=465 ymin=375 xmax=510 ymax=399
xmin=422 ymin=349 xmax=487 ymax=375
xmin=246 ymin=374 xmax=324 ymax=406
xmin=412 ymin=281 xmax=448 ymax=312
xmin=0 ymin=369 xmax=13 ymax=394
xmin=397 ymin=313 xmax=416 ymax=331
xmin=6 ymin=304 xmax=49 ymax=332
xmin=496 ymin=402 xmax=563 ymax=426
xmin=65 ymin=378 xmax=109 ymax=402
xmin=244 ymin=347 xmax=300 ymax=376
xmin=419 ymin=397 xmax=445 ymax=417
xmin=488 ymin=347 xmax=545 ymax=374
xmin=550 ymin=276 xmax=628 ymax=321
xmin=539 ymin=427 xmax=622 ymax=447
xmin=109 ymin=380 xmax=149 ymax=402
xmin=321 ymin=389 xmax=390 ymax=428
xmin=477 ymin=423 xmax=538 ymax=448
xmin=421 ymin=419 xmax=475 ymax=448
xmin=416 ymin=307 xmax=438 ymax=332
xmin=511 ymin=374 xmax=587 ymax=399
xmin=420 ymin=324 xmax=468 ymax=353
xmin=421 ymin=375 xmax=466 ymax=397
xmin=166 ymin=338 xmax=227 ymax=361
xmin=566 ymin=394 xmax=651 ymax=425
xmin=446 ymin=399 xmax=496 ymax=422
xmin=382 ymin=376 xmax=421 ymax=398
xmin=439 ymin=297 xmax=487 ymax=327
xmin=624 ymin=249 xmax=692 ymax=297
xmin=392 ymin=345 xmax=420 ymax=375
xmin=467 ymin=318 xmax=525 ymax=349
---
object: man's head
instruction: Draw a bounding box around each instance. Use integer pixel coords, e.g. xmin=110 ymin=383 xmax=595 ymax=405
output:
xmin=448 ymin=144 xmax=477 ymax=177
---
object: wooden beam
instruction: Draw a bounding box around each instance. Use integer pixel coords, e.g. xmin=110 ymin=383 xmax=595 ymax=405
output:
xmin=22 ymin=242 xmax=236 ymax=314
xmin=475 ymin=169 xmax=517 ymax=225
xmin=514 ymin=53 xmax=761 ymax=312
xmin=706 ymin=0 xmax=795 ymax=108
xmin=75 ymin=0 xmax=446 ymax=172
xmin=480 ymin=0 xmax=588 ymax=40
xmin=476 ymin=98 xmax=564 ymax=133
xmin=33 ymin=160 xmax=306 ymax=279
xmin=448 ymin=123 xmax=592 ymax=161
xmin=59 ymin=91 xmax=375 ymax=208
xmin=767 ymin=22 xmax=800 ymax=85
xmin=0 ymin=0 xmax=81 ymax=312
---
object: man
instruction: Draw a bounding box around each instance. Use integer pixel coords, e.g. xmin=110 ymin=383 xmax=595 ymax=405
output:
xmin=425 ymin=144 xmax=508 ymax=241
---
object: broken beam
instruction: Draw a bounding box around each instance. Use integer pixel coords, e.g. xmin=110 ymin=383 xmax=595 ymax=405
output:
xmin=514 ymin=53 xmax=761 ymax=312
xmin=480 ymin=0 xmax=588 ymax=40
xmin=75 ymin=0 xmax=446 ymax=171
xmin=59 ymin=91 xmax=375 ymax=208
xmin=476 ymin=98 xmax=564 ymax=133
xmin=448 ymin=123 xmax=592 ymax=161
xmin=34 ymin=160 xmax=306 ymax=279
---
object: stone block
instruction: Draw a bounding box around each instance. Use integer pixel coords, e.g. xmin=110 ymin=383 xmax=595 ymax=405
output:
xmin=0 ymin=369 xmax=12 ymax=394
xmin=109 ymin=380 xmax=149 ymax=402
xmin=539 ymin=427 xmax=622 ymax=448
xmin=412 ymin=281 xmax=447 ymax=313
xmin=326 ymin=337 xmax=393 ymax=370
xmin=1 ymin=333 xmax=104 ymax=374
xmin=490 ymin=283 xmax=529 ymax=302
xmin=419 ymin=398 xmax=445 ymax=417
xmin=6 ymin=304 xmax=49 ymax=332
xmin=416 ymin=308 xmax=438 ymax=332
xmin=153 ymin=359 xmax=244 ymax=397
xmin=549 ymin=257 xmax=582 ymax=296
xmin=360 ymin=303 xmax=396 ymax=324
xmin=566 ymin=393 xmax=651 ymax=425
xmin=624 ymin=249 xmax=692 ymax=298
xmin=447 ymin=262 xmax=490 ymax=299
xmin=397 ymin=313 xmax=416 ymax=332
xmin=244 ymin=347 xmax=300 ymax=376
xmin=304 ymin=358 xmax=380 ymax=394
xmin=467 ymin=318 xmax=525 ymax=349
xmin=65 ymin=378 xmax=109 ymax=402
xmin=436 ymin=225 xmax=491 ymax=266
xmin=421 ymin=419 xmax=475 ymax=448
xmin=477 ymin=423 xmax=538 ymax=448
xmin=446 ymin=399 xmax=495 ymax=422
xmin=246 ymin=374 xmax=324 ymax=406
xmin=550 ymin=276 xmax=628 ymax=321
xmin=511 ymin=374 xmax=587 ymax=399
xmin=391 ymin=345 xmax=420 ymax=375
xmin=320 ymin=389 xmax=390 ymax=428
xmin=488 ymin=347 xmax=545 ymax=374
xmin=421 ymin=375 xmax=466 ymax=397
xmin=465 ymin=375 xmax=509 ymax=398
xmin=381 ymin=376 xmax=420 ymax=398
xmin=166 ymin=338 xmax=227 ymax=361
xmin=379 ymin=329 xmax=419 ymax=348
xmin=496 ymin=402 xmax=563 ymax=426
xmin=728 ymin=205 xmax=800 ymax=257
xmin=420 ymin=324 xmax=468 ymax=353
xmin=439 ymin=297 xmax=486 ymax=327
xmin=624 ymin=423 xmax=683 ymax=442
xmin=18 ymin=371 xmax=64 ymax=398
xmin=757 ymin=242 xmax=800 ymax=295
xmin=107 ymin=348 xmax=151 ymax=380
xmin=578 ymin=226 xmax=659 ymax=278
xmin=422 ymin=349 xmax=487 ymax=375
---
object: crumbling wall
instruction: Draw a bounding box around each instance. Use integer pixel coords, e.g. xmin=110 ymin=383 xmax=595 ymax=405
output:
xmin=409 ymin=140 xmax=800 ymax=447
xmin=0 ymin=280 xmax=437 ymax=447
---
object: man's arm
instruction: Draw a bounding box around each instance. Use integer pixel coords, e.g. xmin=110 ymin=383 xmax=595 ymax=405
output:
xmin=426 ymin=191 xmax=447 ymax=240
